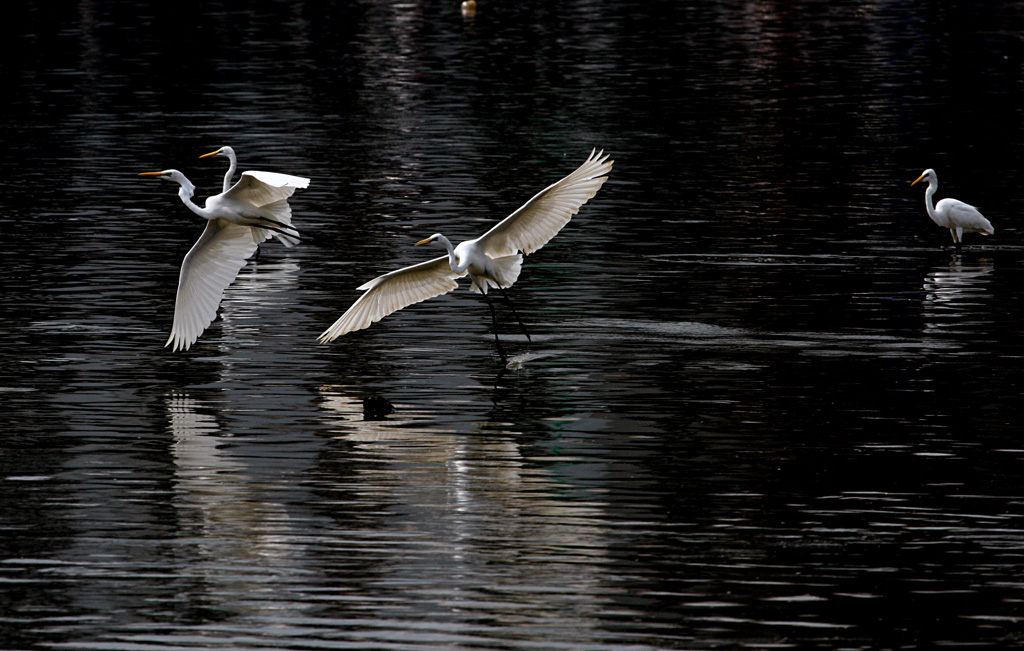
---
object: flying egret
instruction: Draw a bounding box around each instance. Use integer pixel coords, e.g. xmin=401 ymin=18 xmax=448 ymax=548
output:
xmin=318 ymin=149 xmax=613 ymax=364
xmin=139 ymin=165 xmax=310 ymax=352
xmin=199 ymin=145 xmax=304 ymax=251
xmin=912 ymin=169 xmax=993 ymax=248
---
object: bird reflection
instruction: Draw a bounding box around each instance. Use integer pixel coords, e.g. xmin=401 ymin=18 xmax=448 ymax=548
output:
xmin=317 ymin=384 xmax=613 ymax=622
xmin=317 ymin=385 xmax=439 ymax=442
xmin=165 ymin=391 xmax=307 ymax=616
xmin=922 ymin=255 xmax=993 ymax=335
xmin=214 ymin=259 xmax=299 ymax=365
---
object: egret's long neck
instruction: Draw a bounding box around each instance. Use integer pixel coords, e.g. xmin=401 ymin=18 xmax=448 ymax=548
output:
xmin=924 ymin=180 xmax=939 ymax=225
xmin=222 ymin=152 xmax=237 ymax=193
xmin=177 ymin=185 xmax=211 ymax=219
xmin=435 ymin=234 xmax=468 ymax=273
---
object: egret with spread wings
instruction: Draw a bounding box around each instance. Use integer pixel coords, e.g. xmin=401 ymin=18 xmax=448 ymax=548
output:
xmin=139 ymin=163 xmax=309 ymax=352
xmin=318 ymin=149 xmax=613 ymax=363
xmin=199 ymin=145 xmax=304 ymax=254
xmin=912 ymin=169 xmax=993 ymax=248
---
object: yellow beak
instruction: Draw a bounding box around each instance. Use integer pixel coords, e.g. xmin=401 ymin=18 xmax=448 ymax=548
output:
xmin=199 ymin=149 xmax=222 ymax=159
xmin=415 ymin=237 xmax=434 ymax=246
xmin=911 ymin=172 xmax=927 ymax=187
xmin=138 ymin=171 xmax=168 ymax=177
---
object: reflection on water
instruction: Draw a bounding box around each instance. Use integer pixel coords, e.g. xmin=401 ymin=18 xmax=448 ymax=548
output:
xmin=166 ymin=389 xmax=321 ymax=635
xmin=216 ymin=258 xmax=301 ymax=364
xmin=5 ymin=0 xmax=1024 ymax=649
xmin=219 ymin=260 xmax=300 ymax=328
xmin=318 ymin=384 xmax=445 ymax=441
xmin=170 ymin=389 xmax=621 ymax=650
xmin=923 ymin=255 xmax=994 ymax=335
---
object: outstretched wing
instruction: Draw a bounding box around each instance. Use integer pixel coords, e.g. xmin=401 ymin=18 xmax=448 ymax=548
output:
xmin=318 ymin=255 xmax=465 ymax=343
xmin=223 ymin=170 xmax=310 ymax=208
xmin=167 ymin=220 xmax=260 ymax=352
xmin=476 ymin=149 xmax=613 ymax=258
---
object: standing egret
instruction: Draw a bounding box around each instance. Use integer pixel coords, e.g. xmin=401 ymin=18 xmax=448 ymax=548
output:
xmin=139 ymin=166 xmax=310 ymax=352
xmin=318 ymin=149 xmax=613 ymax=364
xmin=912 ymin=169 xmax=993 ymax=248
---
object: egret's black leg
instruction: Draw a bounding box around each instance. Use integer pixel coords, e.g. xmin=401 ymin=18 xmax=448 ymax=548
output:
xmin=497 ymin=286 xmax=531 ymax=342
xmin=950 ymin=228 xmax=963 ymax=251
xmin=257 ymin=216 xmax=301 ymax=235
xmin=257 ymin=222 xmax=303 ymax=241
xmin=481 ymin=292 xmax=508 ymax=365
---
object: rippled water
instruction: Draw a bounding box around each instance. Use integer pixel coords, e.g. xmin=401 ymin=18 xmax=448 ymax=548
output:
xmin=4 ymin=1 xmax=1024 ymax=649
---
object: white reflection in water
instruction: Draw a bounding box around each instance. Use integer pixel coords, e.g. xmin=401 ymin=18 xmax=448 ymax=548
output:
xmin=922 ymin=256 xmax=994 ymax=335
xmin=316 ymin=384 xmax=621 ymax=634
xmin=218 ymin=259 xmax=299 ymax=334
xmin=166 ymin=391 xmax=310 ymax=618
xmin=213 ymin=258 xmax=300 ymax=377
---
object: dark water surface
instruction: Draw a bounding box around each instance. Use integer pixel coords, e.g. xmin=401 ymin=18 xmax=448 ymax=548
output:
xmin=5 ymin=1 xmax=1024 ymax=649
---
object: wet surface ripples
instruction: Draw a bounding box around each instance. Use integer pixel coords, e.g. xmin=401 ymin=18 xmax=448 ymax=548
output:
xmin=5 ymin=0 xmax=1024 ymax=648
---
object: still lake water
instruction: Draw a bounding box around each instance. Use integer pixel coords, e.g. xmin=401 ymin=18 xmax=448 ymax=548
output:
xmin=4 ymin=0 xmax=1024 ymax=648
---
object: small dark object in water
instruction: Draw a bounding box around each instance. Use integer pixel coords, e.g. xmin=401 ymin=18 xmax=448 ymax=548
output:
xmin=363 ymin=394 xmax=394 ymax=420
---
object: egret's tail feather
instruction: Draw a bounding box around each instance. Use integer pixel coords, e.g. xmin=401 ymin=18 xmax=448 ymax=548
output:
xmin=276 ymin=232 xmax=301 ymax=247
xmin=257 ymin=199 xmax=300 ymax=247
xmin=471 ymin=254 xmax=522 ymax=294
xmin=250 ymin=224 xmax=300 ymax=247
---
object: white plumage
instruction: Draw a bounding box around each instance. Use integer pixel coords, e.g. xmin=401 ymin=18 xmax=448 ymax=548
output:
xmin=912 ymin=169 xmax=993 ymax=247
xmin=140 ymin=158 xmax=309 ymax=352
xmin=318 ymin=149 xmax=612 ymax=352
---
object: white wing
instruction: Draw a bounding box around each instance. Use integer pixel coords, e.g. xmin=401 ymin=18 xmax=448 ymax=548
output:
xmin=942 ymin=199 xmax=994 ymax=234
xmin=318 ymin=255 xmax=465 ymax=343
xmin=223 ymin=170 xmax=310 ymax=208
xmin=166 ymin=220 xmax=260 ymax=352
xmin=476 ymin=149 xmax=613 ymax=258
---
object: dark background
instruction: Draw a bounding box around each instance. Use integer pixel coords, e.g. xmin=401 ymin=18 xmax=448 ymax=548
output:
xmin=2 ymin=1 xmax=1024 ymax=649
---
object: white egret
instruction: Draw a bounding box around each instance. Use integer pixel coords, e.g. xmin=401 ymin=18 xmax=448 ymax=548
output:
xmin=318 ymin=149 xmax=613 ymax=364
xmin=139 ymin=165 xmax=310 ymax=352
xmin=912 ymin=169 xmax=993 ymax=248
xmin=199 ymin=145 xmax=303 ymax=250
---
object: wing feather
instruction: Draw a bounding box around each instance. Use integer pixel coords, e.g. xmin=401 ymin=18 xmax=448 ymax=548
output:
xmin=223 ymin=170 xmax=311 ymax=208
xmin=944 ymin=199 xmax=994 ymax=234
xmin=166 ymin=220 xmax=260 ymax=352
xmin=477 ymin=149 xmax=613 ymax=258
xmin=318 ymin=255 xmax=464 ymax=342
